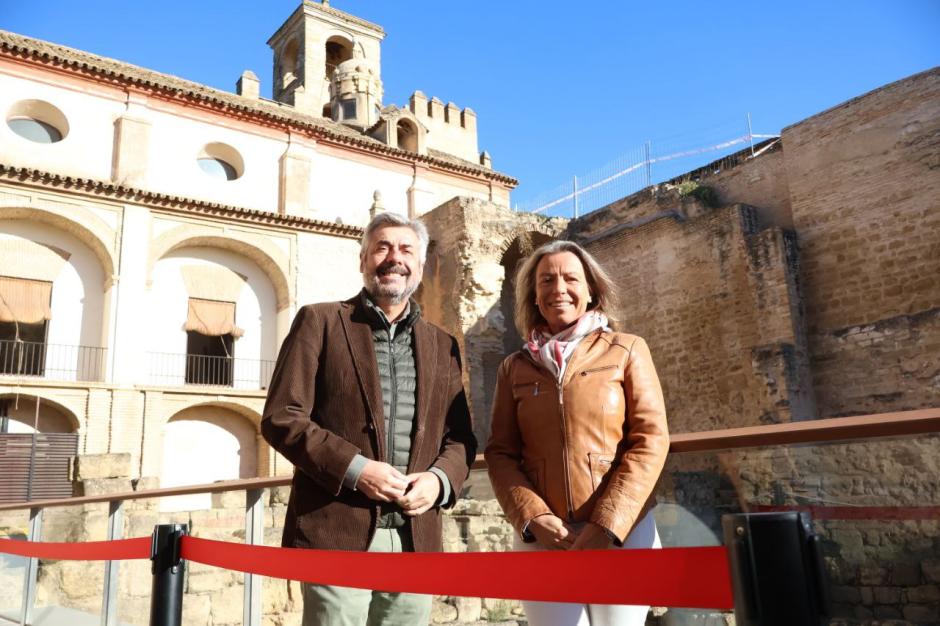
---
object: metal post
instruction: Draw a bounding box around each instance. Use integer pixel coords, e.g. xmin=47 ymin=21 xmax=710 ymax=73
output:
xmin=644 ymin=141 xmax=652 ymax=186
xmin=722 ymin=512 xmax=829 ymax=626
xmin=244 ymin=489 xmax=264 ymax=626
xmin=746 ymin=112 xmax=755 ymax=157
xmin=149 ymin=523 xmax=187 ymax=626
xmin=101 ymin=500 xmax=124 ymax=626
xmin=572 ymin=176 xmax=580 ymax=218
xmin=26 ymin=397 xmax=39 ymax=502
xmin=20 ymin=507 xmax=42 ymax=626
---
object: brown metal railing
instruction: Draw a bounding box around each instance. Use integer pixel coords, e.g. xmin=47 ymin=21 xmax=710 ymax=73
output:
xmin=0 ymin=408 xmax=936 ymax=512
xmin=0 ymin=340 xmax=106 ymax=382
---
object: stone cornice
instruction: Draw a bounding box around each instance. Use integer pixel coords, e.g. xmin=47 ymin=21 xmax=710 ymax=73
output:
xmin=0 ymin=30 xmax=518 ymax=187
xmin=0 ymin=163 xmax=364 ymax=239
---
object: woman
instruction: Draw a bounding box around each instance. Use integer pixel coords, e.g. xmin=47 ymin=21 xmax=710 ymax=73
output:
xmin=485 ymin=240 xmax=669 ymax=626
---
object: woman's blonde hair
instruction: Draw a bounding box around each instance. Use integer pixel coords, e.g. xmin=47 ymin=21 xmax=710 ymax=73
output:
xmin=513 ymin=240 xmax=619 ymax=338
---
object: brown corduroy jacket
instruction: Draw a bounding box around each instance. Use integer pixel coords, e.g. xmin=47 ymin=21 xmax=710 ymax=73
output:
xmin=261 ymin=296 xmax=476 ymax=553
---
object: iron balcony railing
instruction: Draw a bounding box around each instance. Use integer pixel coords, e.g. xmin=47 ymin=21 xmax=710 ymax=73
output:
xmin=0 ymin=340 xmax=107 ymax=382
xmin=148 ymin=352 xmax=275 ymax=390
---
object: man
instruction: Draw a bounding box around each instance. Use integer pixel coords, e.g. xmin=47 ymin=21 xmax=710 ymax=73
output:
xmin=261 ymin=211 xmax=475 ymax=626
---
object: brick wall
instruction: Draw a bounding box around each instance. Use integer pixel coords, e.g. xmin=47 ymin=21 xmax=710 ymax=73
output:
xmin=779 ymin=67 xmax=940 ymax=417
xmin=569 ymin=67 xmax=940 ymax=423
xmin=582 ymin=202 xmax=813 ymax=431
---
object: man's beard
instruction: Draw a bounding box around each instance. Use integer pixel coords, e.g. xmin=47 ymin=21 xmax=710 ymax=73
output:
xmin=364 ymin=261 xmax=420 ymax=305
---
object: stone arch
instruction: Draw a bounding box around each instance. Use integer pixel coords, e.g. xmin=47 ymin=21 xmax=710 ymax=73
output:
xmin=396 ymin=119 xmax=419 ymax=153
xmin=148 ymin=225 xmax=292 ymax=311
xmin=158 ymin=398 xmax=262 ymax=429
xmin=498 ymin=230 xmax=556 ymax=351
xmin=0 ymin=205 xmax=116 ymax=288
xmin=493 ymin=224 xmax=561 ymax=263
xmin=325 ymin=33 xmax=355 ymax=76
xmin=159 ymin=401 xmax=264 ymax=511
xmin=279 ymin=37 xmax=300 ymax=88
xmin=0 ymin=392 xmax=81 ymax=433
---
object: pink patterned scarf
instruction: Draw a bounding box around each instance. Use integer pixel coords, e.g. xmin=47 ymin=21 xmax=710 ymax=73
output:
xmin=526 ymin=310 xmax=610 ymax=382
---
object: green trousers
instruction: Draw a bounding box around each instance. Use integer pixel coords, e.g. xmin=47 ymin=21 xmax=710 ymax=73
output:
xmin=301 ymin=527 xmax=432 ymax=626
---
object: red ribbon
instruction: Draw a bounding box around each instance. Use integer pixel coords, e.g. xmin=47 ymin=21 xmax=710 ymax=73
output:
xmin=181 ymin=537 xmax=734 ymax=609
xmin=0 ymin=535 xmax=734 ymax=608
xmin=0 ymin=537 xmax=150 ymax=561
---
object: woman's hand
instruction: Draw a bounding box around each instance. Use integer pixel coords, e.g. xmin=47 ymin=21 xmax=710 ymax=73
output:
xmin=569 ymin=522 xmax=612 ymax=550
xmin=528 ymin=514 xmax=578 ymax=550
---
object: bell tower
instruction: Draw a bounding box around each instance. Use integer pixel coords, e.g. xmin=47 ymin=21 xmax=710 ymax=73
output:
xmin=268 ymin=1 xmax=385 ymax=120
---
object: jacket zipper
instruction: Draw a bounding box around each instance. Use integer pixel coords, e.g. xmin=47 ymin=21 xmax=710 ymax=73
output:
xmin=387 ymin=330 xmax=397 ymax=466
xmin=523 ymin=345 xmax=600 ymax=522
xmin=555 ymin=378 xmax=576 ymax=521
xmin=579 ymin=363 xmax=618 ymax=376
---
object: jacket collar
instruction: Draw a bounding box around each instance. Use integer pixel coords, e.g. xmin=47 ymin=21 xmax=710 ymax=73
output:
xmin=358 ymin=289 xmax=422 ymax=333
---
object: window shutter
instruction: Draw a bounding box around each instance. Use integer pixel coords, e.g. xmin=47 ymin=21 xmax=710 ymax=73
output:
xmin=0 ymin=276 xmax=52 ymax=324
xmin=184 ymin=298 xmax=244 ymax=338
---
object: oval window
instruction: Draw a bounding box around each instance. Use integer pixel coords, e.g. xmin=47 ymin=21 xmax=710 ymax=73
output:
xmin=8 ymin=118 xmax=63 ymax=143
xmin=198 ymin=157 xmax=238 ymax=181
xmin=196 ymin=142 xmax=244 ymax=181
xmin=6 ymin=100 xmax=69 ymax=144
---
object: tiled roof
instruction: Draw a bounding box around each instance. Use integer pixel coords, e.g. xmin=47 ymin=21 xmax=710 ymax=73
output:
xmin=0 ymin=30 xmax=518 ymax=187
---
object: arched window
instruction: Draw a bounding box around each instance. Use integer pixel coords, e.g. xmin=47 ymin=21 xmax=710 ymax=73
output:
xmin=280 ymin=38 xmax=299 ymax=89
xmin=160 ymin=407 xmax=258 ymax=511
xmin=325 ymin=36 xmax=353 ymax=78
xmin=396 ymin=120 xmax=418 ymax=153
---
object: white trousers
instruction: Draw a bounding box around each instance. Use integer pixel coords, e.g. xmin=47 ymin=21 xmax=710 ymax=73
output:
xmin=513 ymin=512 xmax=661 ymax=626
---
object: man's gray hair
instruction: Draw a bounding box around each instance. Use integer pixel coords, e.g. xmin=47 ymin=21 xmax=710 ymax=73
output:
xmin=360 ymin=212 xmax=430 ymax=262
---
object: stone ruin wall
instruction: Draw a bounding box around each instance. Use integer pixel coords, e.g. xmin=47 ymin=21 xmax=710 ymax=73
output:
xmin=656 ymin=435 xmax=940 ymax=624
xmin=582 ymin=200 xmax=814 ymax=432
xmin=418 ymin=198 xmax=567 ymax=447
xmin=780 ymin=68 xmax=940 ymax=419
xmin=565 ymin=67 xmax=940 ymax=422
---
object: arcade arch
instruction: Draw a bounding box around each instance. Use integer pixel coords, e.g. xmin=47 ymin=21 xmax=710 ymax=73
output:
xmin=0 ymin=217 xmax=111 ymax=376
xmin=147 ymin=245 xmax=279 ymax=389
xmin=159 ymin=403 xmax=261 ymax=511
xmin=0 ymin=393 xmax=79 ymax=433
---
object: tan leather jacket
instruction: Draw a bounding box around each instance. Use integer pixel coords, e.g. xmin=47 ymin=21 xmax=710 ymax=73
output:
xmin=485 ymin=330 xmax=668 ymax=542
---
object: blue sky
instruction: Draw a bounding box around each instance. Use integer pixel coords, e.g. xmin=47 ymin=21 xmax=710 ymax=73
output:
xmin=3 ymin=1 xmax=938 ymax=214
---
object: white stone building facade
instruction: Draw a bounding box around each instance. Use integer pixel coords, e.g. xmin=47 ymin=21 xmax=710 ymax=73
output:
xmin=0 ymin=0 xmax=516 ymax=506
